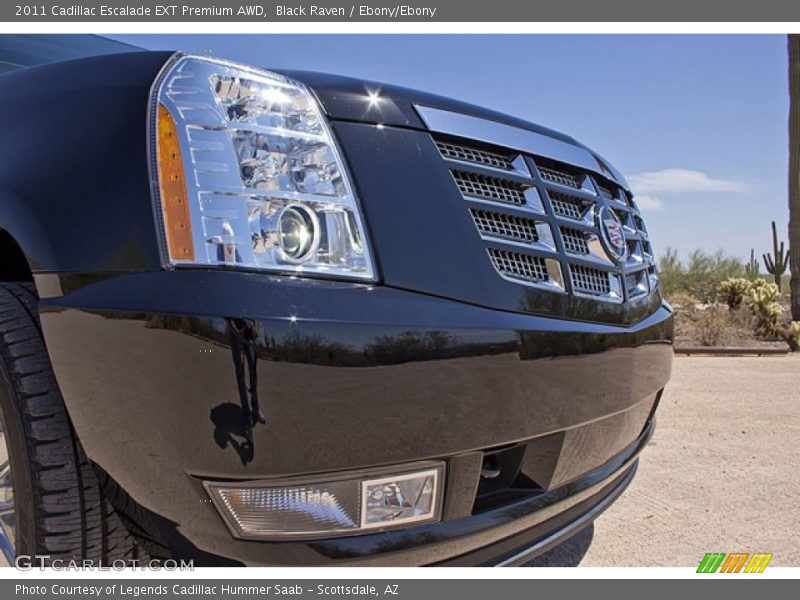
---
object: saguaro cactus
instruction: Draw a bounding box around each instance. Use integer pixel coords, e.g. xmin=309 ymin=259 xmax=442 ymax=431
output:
xmin=763 ymin=221 xmax=789 ymax=291
xmin=745 ymin=248 xmax=760 ymax=278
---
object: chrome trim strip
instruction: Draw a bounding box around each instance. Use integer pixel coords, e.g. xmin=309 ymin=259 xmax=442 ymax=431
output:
xmin=434 ymin=141 xmax=532 ymax=179
xmin=491 ymin=257 xmax=567 ymax=295
xmin=569 ymin=268 xmax=625 ymax=304
xmin=470 ymin=218 xmax=558 ymax=255
xmin=416 ymin=105 xmax=624 ymax=187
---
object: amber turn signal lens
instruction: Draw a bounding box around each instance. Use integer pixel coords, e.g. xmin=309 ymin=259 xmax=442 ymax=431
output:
xmin=156 ymin=104 xmax=194 ymax=261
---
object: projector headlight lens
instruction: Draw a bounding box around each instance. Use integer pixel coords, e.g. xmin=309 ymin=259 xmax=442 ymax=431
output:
xmin=278 ymin=205 xmax=318 ymax=262
xmin=151 ymin=54 xmax=375 ymax=280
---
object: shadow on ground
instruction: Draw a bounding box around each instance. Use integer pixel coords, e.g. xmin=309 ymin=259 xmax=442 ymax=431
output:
xmin=523 ymin=524 xmax=594 ymax=567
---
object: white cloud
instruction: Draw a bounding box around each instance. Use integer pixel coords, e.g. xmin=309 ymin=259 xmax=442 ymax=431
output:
xmin=633 ymin=194 xmax=664 ymax=212
xmin=627 ymin=168 xmax=751 ymax=194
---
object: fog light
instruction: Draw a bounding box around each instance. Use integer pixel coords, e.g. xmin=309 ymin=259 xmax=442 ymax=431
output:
xmin=361 ymin=469 xmax=439 ymax=529
xmin=205 ymin=463 xmax=443 ymax=540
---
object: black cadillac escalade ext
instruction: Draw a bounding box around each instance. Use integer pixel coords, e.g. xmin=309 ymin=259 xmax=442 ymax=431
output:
xmin=0 ymin=35 xmax=673 ymax=566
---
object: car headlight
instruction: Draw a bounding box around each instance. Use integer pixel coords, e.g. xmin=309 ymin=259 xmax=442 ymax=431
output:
xmin=150 ymin=54 xmax=376 ymax=281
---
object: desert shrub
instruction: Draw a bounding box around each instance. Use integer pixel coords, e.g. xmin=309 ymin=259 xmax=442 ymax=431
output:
xmin=666 ymin=290 xmax=699 ymax=310
xmin=658 ymin=248 xmax=745 ymax=303
xmin=729 ymin=304 xmax=755 ymax=330
xmin=657 ymin=247 xmax=682 ymax=299
xmin=684 ymin=249 xmax=746 ymax=302
xmin=696 ymin=304 xmax=730 ymax=346
xmin=718 ymin=277 xmax=751 ymax=310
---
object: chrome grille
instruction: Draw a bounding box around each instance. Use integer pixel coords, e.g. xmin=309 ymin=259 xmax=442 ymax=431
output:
xmin=470 ymin=209 xmax=539 ymax=244
xmin=435 ymin=131 xmax=656 ymax=304
xmin=616 ymin=209 xmax=637 ymax=235
xmin=488 ymin=249 xmax=548 ymax=283
xmin=451 ymin=170 xmax=527 ymax=206
xmin=436 ymin=140 xmax=516 ymax=171
xmin=570 ymin=264 xmax=611 ymax=295
xmin=625 ymin=269 xmax=649 ymax=298
xmin=560 ymin=227 xmax=590 ymax=255
xmin=548 ymin=191 xmax=589 ymax=220
xmin=624 ymin=191 xmax=636 ymax=209
xmin=596 ymin=183 xmax=615 ymax=199
xmin=627 ymin=240 xmax=643 ymax=262
xmin=537 ymin=164 xmax=582 ymax=189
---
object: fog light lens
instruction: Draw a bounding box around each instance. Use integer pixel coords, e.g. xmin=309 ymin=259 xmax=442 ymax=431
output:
xmin=205 ymin=463 xmax=443 ymax=540
xmin=361 ymin=469 xmax=439 ymax=529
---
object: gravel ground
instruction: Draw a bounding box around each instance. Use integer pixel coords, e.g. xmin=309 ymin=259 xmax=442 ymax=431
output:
xmin=2 ymin=355 xmax=798 ymax=568
xmin=533 ymin=354 xmax=800 ymax=567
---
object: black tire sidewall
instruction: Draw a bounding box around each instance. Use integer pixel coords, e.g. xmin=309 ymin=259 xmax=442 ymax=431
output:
xmin=0 ymin=351 xmax=38 ymax=559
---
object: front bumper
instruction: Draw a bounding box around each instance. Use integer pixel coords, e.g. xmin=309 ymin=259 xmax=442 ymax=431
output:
xmin=38 ymin=269 xmax=672 ymax=565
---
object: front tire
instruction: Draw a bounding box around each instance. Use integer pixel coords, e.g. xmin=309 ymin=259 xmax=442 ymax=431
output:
xmin=0 ymin=282 xmax=138 ymax=564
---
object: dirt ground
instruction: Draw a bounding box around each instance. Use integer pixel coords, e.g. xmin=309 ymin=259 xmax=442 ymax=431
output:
xmin=532 ymin=354 xmax=800 ymax=567
xmin=2 ymin=355 xmax=797 ymax=568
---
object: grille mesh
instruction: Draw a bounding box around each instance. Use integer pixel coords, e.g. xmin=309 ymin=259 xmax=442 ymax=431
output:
xmin=488 ymin=249 xmax=548 ymax=283
xmin=470 ymin=209 xmax=540 ymax=243
xmin=560 ymin=227 xmax=590 ymax=255
xmin=452 ymin=171 xmax=527 ymax=206
xmin=436 ymin=140 xmax=515 ymax=171
xmin=549 ymin=191 xmax=589 ymax=220
xmin=538 ymin=165 xmax=582 ymax=189
xmin=570 ymin=264 xmax=611 ymax=295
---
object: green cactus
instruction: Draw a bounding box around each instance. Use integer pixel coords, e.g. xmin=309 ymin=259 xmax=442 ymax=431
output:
xmin=788 ymin=321 xmax=800 ymax=351
xmin=762 ymin=221 xmax=789 ymax=290
xmin=745 ymin=248 xmax=760 ymax=279
xmin=746 ymin=282 xmax=784 ymax=338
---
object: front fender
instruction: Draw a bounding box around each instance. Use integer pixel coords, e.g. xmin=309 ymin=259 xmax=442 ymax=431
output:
xmin=0 ymin=50 xmax=174 ymax=275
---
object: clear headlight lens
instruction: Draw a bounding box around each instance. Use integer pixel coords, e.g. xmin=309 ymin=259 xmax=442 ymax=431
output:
xmin=151 ymin=55 xmax=375 ymax=280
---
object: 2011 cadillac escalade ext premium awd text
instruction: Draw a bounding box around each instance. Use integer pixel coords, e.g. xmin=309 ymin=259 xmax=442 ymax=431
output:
xmin=0 ymin=38 xmax=673 ymax=566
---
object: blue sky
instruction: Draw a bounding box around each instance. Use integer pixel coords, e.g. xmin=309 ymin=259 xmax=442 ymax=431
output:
xmin=113 ymin=34 xmax=790 ymax=262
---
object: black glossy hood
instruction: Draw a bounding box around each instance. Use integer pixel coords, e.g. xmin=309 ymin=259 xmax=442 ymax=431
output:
xmin=279 ymin=69 xmax=576 ymax=141
xmin=278 ymin=69 xmax=628 ymax=190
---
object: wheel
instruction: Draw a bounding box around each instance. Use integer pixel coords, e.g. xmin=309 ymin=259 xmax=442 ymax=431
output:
xmin=0 ymin=282 xmax=139 ymax=564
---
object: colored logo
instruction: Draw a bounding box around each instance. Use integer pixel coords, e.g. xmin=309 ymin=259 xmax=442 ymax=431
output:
xmin=597 ymin=206 xmax=627 ymax=262
xmin=697 ymin=552 xmax=773 ymax=573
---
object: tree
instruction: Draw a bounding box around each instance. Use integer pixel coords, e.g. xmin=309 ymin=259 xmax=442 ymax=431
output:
xmin=789 ymin=35 xmax=800 ymax=320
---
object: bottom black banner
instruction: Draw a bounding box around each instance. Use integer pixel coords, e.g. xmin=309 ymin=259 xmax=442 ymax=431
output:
xmin=1 ymin=579 xmax=792 ymax=600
